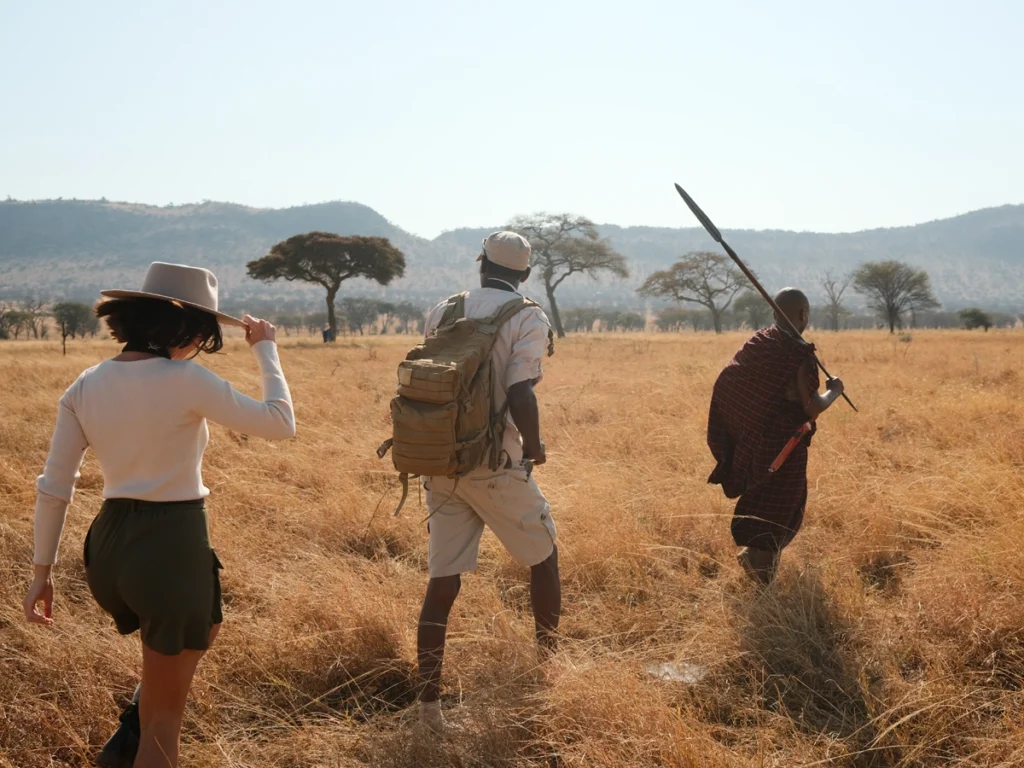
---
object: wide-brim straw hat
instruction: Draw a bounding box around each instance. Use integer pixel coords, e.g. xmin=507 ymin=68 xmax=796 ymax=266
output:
xmin=101 ymin=262 xmax=245 ymax=327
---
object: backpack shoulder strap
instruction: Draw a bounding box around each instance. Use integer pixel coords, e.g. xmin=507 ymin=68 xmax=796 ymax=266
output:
xmin=437 ymin=292 xmax=467 ymax=330
xmin=484 ymin=296 xmax=539 ymax=329
xmin=482 ymin=297 xmax=555 ymax=357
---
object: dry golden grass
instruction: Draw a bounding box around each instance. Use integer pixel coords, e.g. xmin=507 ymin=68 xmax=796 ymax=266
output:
xmin=2 ymin=330 xmax=1024 ymax=767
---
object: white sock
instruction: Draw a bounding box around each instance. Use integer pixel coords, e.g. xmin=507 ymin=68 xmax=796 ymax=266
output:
xmin=419 ymin=700 xmax=443 ymax=732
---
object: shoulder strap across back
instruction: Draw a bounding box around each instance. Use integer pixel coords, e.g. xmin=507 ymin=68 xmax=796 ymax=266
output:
xmin=482 ymin=296 xmax=538 ymax=329
xmin=437 ymin=292 xmax=467 ymax=330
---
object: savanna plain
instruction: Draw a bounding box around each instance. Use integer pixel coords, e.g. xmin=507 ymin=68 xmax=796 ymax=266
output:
xmin=2 ymin=330 xmax=1023 ymax=767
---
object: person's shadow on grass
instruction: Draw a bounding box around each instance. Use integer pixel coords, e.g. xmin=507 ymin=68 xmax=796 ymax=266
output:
xmin=732 ymin=567 xmax=902 ymax=768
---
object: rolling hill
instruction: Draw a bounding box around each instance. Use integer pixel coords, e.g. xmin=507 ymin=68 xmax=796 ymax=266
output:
xmin=1 ymin=199 xmax=1022 ymax=313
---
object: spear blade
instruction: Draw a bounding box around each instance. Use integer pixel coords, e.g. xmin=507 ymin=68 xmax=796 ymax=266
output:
xmin=674 ymin=183 xmax=723 ymax=244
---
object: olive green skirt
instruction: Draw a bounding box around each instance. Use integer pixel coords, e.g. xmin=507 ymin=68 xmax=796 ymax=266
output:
xmin=84 ymin=498 xmax=223 ymax=656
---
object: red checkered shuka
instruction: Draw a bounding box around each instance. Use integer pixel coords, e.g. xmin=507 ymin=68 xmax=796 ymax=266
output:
xmin=707 ymin=325 xmax=819 ymax=500
xmin=731 ymin=441 xmax=809 ymax=551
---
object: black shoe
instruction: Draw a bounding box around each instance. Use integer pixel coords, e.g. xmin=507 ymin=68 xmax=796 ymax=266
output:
xmin=95 ymin=701 xmax=140 ymax=768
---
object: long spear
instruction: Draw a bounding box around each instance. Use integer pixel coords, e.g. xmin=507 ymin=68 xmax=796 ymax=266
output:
xmin=673 ymin=183 xmax=857 ymax=412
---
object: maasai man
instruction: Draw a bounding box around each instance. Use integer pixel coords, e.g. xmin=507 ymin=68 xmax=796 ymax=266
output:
xmin=707 ymin=288 xmax=845 ymax=584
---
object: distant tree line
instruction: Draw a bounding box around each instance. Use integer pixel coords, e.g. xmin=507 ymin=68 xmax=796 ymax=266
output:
xmin=0 ymin=299 xmax=101 ymax=354
xmin=639 ymin=304 xmax=1021 ymax=334
xmin=0 ymin=301 xmax=100 ymax=341
xmin=270 ymin=299 xmax=426 ymax=338
xmin=554 ymin=254 xmax=1022 ymax=334
xmin=0 ymin=294 xmax=430 ymax=353
xmin=634 ymin=252 xmax=1022 ymax=333
xmin=3 ymin=215 xmax=1020 ymax=352
xmin=235 ymin=224 xmax=1023 ymax=337
xmin=561 ymin=308 xmax=646 ymax=332
xmin=558 ymin=303 xmax=1022 ymax=335
xmin=0 ymin=299 xmax=50 ymax=340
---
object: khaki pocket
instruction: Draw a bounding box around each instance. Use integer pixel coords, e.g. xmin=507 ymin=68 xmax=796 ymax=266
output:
xmin=521 ymin=504 xmax=556 ymax=543
xmin=82 ymin=519 xmax=95 ymax=568
xmin=211 ymin=550 xmax=224 ymax=625
xmin=468 ymin=471 xmax=549 ymax=527
xmin=467 ymin=470 xmax=530 ymax=492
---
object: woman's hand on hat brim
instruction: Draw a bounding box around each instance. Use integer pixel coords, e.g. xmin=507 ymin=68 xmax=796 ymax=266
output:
xmin=243 ymin=314 xmax=277 ymax=347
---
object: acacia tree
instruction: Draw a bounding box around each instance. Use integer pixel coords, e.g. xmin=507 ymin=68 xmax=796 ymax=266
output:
xmin=562 ymin=307 xmax=600 ymax=333
xmin=5 ymin=299 xmax=49 ymax=339
xmin=656 ymin=307 xmax=695 ymax=332
xmin=657 ymin=307 xmax=713 ymax=332
xmin=637 ymin=251 xmax=749 ymax=333
xmin=342 ymin=297 xmax=379 ymax=336
xmin=732 ymin=291 xmax=772 ymax=330
xmin=507 ymin=213 xmax=629 ymax=338
xmin=375 ymin=301 xmax=397 ymax=334
xmin=304 ymin=312 xmax=328 ymax=336
xmin=852 ymin=261 xmax=940 ymax=333
xmin=4 ymin=310 xmax=31 ymax=339
xmin=959 ymin=308 xmax=993 ymax=331
xmin=274 ymin=313 xmax=304 ymax=336
xmin=394 ymin=302 xmax=423 ymax=334
xmin=0 ymin=302 xmax=40 ymax=340
xmin=246 ymin=233 xmax=406 ymax=338
xmin=599 ymin=311 xmax=645 ymax=332
xmin=821 ymin=271 xmax=852 ymax=331
xmin=52 ymin=302 xmax=96 ymax=355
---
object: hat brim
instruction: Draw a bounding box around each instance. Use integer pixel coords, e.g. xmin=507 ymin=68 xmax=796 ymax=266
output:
xmin=99 ymin=290 xmax=246 ymax=327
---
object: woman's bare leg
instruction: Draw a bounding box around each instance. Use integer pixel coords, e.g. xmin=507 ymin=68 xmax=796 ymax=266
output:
xmin=133 ymin=624 xmax=219 ymax=768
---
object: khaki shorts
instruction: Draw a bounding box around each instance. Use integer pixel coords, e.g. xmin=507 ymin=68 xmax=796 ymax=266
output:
xmin=425 ymin=467 xmax=556 ymax=578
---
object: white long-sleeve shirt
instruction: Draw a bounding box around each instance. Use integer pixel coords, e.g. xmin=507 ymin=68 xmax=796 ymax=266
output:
xmin=33 ymin=341 xmax=295 ymax=565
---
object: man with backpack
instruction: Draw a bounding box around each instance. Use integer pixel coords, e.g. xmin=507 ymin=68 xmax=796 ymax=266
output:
xmin=381 ymin=231 xmax=559 ymax=732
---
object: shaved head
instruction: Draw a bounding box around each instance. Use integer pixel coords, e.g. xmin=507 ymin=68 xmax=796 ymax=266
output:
xmin=773 ymin=287 xmax=810 ymax=333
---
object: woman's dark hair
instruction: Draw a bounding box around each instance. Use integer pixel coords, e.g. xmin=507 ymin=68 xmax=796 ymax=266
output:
xmin=95 ymin=298 xmax=223 ymax=356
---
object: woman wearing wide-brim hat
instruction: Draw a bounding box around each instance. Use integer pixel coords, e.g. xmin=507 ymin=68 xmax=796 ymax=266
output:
xmin=23 ymin=262 xmax=296 ymax=768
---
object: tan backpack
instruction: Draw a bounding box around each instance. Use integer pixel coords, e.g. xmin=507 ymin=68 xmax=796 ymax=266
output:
xmin=376 ymin=292 xmax=551 ymax=515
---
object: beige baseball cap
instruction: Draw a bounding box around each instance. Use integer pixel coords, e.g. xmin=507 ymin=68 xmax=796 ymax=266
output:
xmin=477 ymin=231 xmax=532 ymax=271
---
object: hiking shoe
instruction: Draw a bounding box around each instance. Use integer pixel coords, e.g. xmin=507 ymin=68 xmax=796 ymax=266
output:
xmin=95 ymin=701 xmax=140 ymax=768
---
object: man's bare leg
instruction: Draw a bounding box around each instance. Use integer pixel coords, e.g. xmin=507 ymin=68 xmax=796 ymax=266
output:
xmin=530 ymin=546 xmax=561 ymax=655
xmin=737 ymin=546 xmax=778 ymax=585
xmin=417 ymin=575 xmax=461 ymax=710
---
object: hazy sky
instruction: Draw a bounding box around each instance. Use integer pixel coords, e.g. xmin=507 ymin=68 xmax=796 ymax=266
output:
xmin=2 ymin=1 xmax=1021 ymax=238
